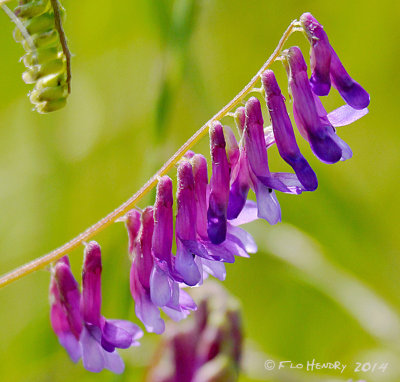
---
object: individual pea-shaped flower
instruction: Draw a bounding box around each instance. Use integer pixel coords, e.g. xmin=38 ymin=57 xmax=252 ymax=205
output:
xmin=49 ymin=256 xmax=82 ymax=363
xmin=300 ymin=12 xmax=370 ymax=109
xmin=80 ymin=241 xmax=143 ymax=374
xmin=150 ymin=176 xmax=197 ymax=319
xmin=285 ymin=46 xmax=368 ymax=164
xmin=207 ymin=122 xmax=230 ymax=245
xmin=127 ymin=208 xmax=165 ymax=334
xmin=262 ymin=69 xmax=318 ymax=191
xmin=227 ymin=97 xmax=305 ymax=224
xmin=175 ymin=161 xmax=203 ymax=286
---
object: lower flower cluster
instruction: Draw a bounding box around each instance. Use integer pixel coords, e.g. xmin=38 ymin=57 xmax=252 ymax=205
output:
xmin=49 ymin=12 xmax=369 ymax=374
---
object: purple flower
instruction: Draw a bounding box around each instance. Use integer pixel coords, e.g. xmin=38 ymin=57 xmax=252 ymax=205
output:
xmin=175 ymin=161 xmax=203 ymax=286
xmin=300 ymin=12 xmax=370 ymax=109
xmin=128 ymin=208 xmax=165 ymax=334
xmin=190 ymin=153 xmax=257 ymax=280
xmin=50 ymin=256 xmax=82 ymax=363
xmin=80 ymin=241 xmax=143 ymax=374
xmin=228 ymin=97 xmax=304 ymax=224
xmin=285 ymin=46 xmax=368 ymax=164
xmin=207 ymin=122 xmax=230 ymax=245
xmin=262 ymin=69 xmax=318 ymax=191
xmin=150 ymin=176 xmax=197 ymax=319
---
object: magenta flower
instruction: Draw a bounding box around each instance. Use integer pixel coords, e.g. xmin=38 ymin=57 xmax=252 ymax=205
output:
xmin=262 ymin=69 xmax=318 ymax=191
xmin=80 ymin=241 xmax=143 ymax=374
xmin=50 ymin=256 xmax=82 ymax=363
xmin=207 ymin=122 xmax=230 ymax=245
xmin=300 ymin=12 xmax=370 ymax=109
xmin=149 ymin=176 xmax=197 ymax=320
xmin=127 ymin=208 xmax=165 ymax=334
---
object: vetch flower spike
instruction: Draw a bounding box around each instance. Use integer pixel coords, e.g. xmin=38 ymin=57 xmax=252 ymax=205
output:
xmin=300 ymin=12 xmax=370 ymax=109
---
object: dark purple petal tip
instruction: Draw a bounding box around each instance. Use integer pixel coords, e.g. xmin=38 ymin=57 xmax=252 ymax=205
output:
xmin=309 ymin=131 xmax=342 ymax=164
xmin=207 ymin=210 xmax=227 ymax=245
xmin=289 ymin=156 xmax=318 ymax=191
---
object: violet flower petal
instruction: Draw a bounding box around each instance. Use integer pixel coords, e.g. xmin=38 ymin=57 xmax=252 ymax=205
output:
xmin=102 ymin=319 xmax=142 ymax=350
xmin=327 ymin=104 xmax=369 ymax=127
xmin=287 ymin=47 xmax=343 ymax=164
xmin=152 ymin=176 xmax=174 ymax=268
xmin=192 ymin=154 xmax=209 ymax=239
xmin=150 ymin=264 xmax=172 ymax=307
xmin=207 ymin=122 xmax=230 ymax=244
xmin=81 ymin=241 xmax=102 ymax=328
xmin=300 ymin=12 xmax=332 ymax=96
xmin=330 ymin=48 xmax=370 ymax=110
xmin=130 ymin=264 xmax=165 ymax=334
xmin=81 ymin=326 xmax=105 ymax=373
xmin=262 ymin=69 xmax=318 ymax=191
xmin=200 ymin=259 xmax=226 ymax=281
xmin=229 ymin=200 xmax=258 ymax=226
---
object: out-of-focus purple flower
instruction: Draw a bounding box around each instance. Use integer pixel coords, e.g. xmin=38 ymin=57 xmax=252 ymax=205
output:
xmin=262 ymin=69 xmax=318 ymax=191
xmin=145 ymin=281 xmax=242 ymax=382
xmin=150 ymin=176 xmax=197 ymax=321
xmin=80 ymin=241 xmax=143 ymax=374
xmin=50 ymin=256 xmax=82 ymax=363
xmin=207 ymin=122 xmax=230 ymax=245
xmin=128 ymin=207 xmax=165 ymax=334
xmin=301 ymin=12 xmax=370 ymax=109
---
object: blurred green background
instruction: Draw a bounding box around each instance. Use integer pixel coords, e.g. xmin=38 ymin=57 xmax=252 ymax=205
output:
xmin=0 ymin=0 xmax=399 ymax=381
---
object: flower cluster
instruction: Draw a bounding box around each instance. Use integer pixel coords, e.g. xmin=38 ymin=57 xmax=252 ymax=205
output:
xmin=49 ymin=12 xmax=369 ymax=374
xmin=50 ymin=244 xmax=143 ymax=373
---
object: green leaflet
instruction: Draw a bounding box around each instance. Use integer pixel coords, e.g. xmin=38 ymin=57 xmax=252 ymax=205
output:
xmin=12 ymin=0 xmax=69 ymax=113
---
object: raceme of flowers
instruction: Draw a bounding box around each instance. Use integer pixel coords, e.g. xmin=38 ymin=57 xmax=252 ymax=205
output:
xmin=49 ymin=12 xmax=369 ymax=374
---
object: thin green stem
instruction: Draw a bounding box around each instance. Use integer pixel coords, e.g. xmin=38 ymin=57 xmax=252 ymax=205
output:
xmin=0 ymin=20 xmax=297 ymax=289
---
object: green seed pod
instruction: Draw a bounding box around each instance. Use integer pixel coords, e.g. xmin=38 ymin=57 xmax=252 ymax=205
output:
xmin=12 ymin=0 xmax=70 ymax=113
xmin=20 ymin=29 xmax=58 ymax=51
xmin=36 ymin=72 xmax=67 ymax=89
xmin=22 ymin=58 xmax=64 ymax=83
xmin=14 ymin=0 xmax=50 ymax=19
xmin=29 ymin=85 xmax=68 ymax=103
xmin=36 ymin=98 xmax=67 ymax=113
xmin=23 ymin=12 xmax=55 ymax=35
xmin=23 ymin=47 xmax=60 ymax=67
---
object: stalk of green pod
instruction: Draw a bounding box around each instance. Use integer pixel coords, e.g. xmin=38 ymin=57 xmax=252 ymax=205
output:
xmin=12 ymin=0 xmax=70 ymax=113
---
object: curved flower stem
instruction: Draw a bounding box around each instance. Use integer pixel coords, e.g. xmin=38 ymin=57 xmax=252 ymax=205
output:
xmin=50 ymin=0 xmax=72 ymax=93
xmin=0 ymin=20 xmax=297 ymax=289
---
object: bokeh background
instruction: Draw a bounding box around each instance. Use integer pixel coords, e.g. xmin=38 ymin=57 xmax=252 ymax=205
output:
xmin=0 ymin=0 xmax=399 ymax=381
